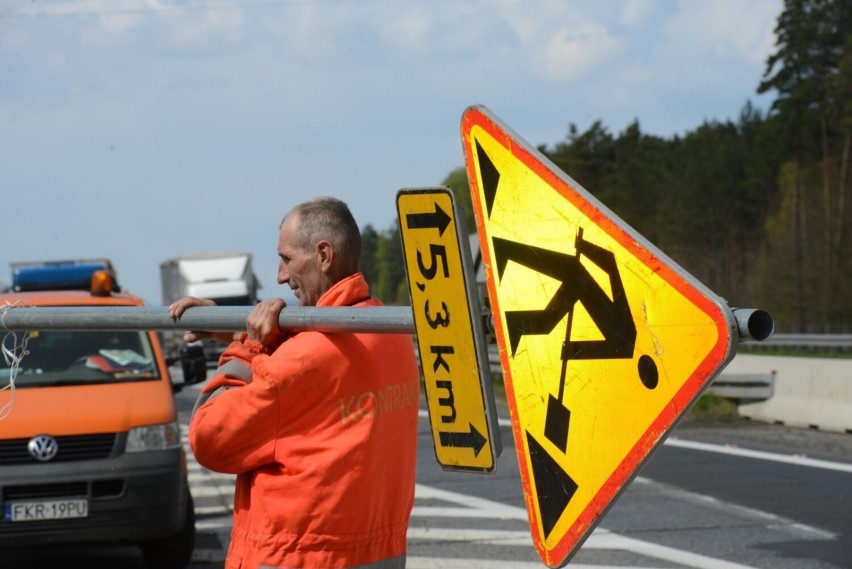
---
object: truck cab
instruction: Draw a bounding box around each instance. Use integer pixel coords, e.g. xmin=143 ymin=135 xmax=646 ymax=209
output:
xmin=0 ymin=260 xmax=198 ymax=569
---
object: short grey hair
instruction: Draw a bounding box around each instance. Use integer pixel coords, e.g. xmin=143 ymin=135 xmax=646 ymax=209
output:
xmin=283 ymin=196 xmax=361 ymax=276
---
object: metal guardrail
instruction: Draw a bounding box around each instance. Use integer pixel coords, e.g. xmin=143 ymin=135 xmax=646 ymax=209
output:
xmin=484 ymin=350 xmax=776 ymax=402
xmin=484 ymin=337 xmax=852 ymax=377
xmin=743 ymin=333 xmax=852 ymax=349
xmin=484 ymin=337 xmax=852 ymax=405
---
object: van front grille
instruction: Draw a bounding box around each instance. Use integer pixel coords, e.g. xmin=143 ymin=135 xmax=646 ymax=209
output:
xmin=0 ymin=434 xmax=117 ymax=465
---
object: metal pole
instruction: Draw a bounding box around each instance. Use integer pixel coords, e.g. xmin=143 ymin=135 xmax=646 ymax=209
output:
xmin=0 ymin=305 xmax=415 ymax=334
xmin=1 ymin=304 xmax=778 ymax=342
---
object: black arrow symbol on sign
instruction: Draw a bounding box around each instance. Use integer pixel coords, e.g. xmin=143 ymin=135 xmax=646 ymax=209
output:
xmin=405 ymin=203 xmax=452 ymax=236
xmin=439 ymin=423 xmax=487 ymax=456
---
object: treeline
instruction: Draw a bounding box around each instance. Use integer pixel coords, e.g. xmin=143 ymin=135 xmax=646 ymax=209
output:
xmin=360 ymin=0 xmax=852 ymax=333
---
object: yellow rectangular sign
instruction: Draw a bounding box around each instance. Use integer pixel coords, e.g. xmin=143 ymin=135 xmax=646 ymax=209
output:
xmin=397 ymin=187 xmax=500 ymax=473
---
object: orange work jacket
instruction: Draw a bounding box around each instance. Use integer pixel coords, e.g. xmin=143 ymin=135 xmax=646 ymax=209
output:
xmin=189 ymin=273 xmax=420 ymax=569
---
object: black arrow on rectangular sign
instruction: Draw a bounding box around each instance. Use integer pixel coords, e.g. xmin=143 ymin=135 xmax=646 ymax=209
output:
xmin=439 ymin=423 xmax=487 ymax=457
xmin=404 ymin=203 xmax=452 ymax=236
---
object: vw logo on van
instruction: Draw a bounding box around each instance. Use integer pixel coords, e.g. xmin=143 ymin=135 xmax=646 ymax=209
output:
xmin=28 ymin=435 xmax=59 ymax=462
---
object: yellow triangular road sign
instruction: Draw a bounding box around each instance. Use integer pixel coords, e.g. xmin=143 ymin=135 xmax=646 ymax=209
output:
xmin=461 ymin=105 xmax=736 ymax=567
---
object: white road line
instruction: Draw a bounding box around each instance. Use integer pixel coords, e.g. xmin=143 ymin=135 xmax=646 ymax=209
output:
xmin=665 ymin=437 xmax=852 ymax=473
xmin=633 ymin=476 xmax=837 ymax=540
xmin=188 ymin=471 xmax=235 ymax=483
xmin=409 ymin=484 xmax=763 ymax=569
xmin=407 ymin=527 xmax=532 ymax=546
xmin=407 ymin=526 xmax=761 ymax=569
xmin=588 ymin=530 xmax=761 ymax=569
xmin=414 ymin=483 xmax=528 ymax=520
xmin=195 ymin=504 xmax=233 ymax=516
xmin=187 ymin=465 xmax=767 ymax=569
xmin=405 ymin=557 xmax=650 ymax=569
xmin=195 ymin=516 xmax=234 ymax=530
xmin=188 ymin=416 xmax=842 ymax=569
xmin=189 ymin=485 xmax=231 ymax=498
xmin=477 ymin=411 xmax=852 ymax=472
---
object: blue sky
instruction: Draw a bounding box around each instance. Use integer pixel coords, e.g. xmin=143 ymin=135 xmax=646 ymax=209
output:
xmin=1 ymin=0 xmax=781 ymax=305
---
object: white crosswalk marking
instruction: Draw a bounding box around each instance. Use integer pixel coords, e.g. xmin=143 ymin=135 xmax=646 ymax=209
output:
xmin=181 ymin=426 xmax=762 ymax=569
xmin=184 ymin=431 xmax=233 ymax=563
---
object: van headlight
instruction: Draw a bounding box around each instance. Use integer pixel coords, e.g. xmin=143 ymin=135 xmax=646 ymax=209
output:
xmin=126 ymin=421 xmax=181 ymax=452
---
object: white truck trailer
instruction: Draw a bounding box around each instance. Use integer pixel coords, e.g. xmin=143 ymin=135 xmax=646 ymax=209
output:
xmin=159 ymin=252 xmax=260 ymax=363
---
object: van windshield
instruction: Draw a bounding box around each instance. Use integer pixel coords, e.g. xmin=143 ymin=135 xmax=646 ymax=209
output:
xmin=2 ymin=330 xmax=161 ymax=387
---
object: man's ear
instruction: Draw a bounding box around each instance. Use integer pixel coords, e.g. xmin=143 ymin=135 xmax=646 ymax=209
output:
xmin=316 ymin=240 xmax=334 ymax=273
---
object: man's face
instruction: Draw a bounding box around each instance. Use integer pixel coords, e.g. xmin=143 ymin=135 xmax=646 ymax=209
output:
xmin=277 ymin=214 xmax=325 ymax=306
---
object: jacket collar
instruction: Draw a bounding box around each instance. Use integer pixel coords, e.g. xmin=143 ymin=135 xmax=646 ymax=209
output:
xmin=316 ymin=272 xmax=371 ymax=308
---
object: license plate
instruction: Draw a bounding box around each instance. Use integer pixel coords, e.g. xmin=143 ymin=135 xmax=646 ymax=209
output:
xmin=4 ymin=499 xmax=88 ymax=522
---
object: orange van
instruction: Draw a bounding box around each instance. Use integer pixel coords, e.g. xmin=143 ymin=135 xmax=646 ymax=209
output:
xmin=0 ymin=260 xmax=204 ymax=568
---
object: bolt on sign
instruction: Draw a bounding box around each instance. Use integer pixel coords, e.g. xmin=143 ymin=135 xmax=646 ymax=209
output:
xmin=396 ymin=187 xmax=501 ymax=473
xmin=460 ymin=105 xmax=737 ymax=566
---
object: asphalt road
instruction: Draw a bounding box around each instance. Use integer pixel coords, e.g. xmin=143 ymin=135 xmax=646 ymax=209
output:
xmin=409 ymin=410 xmax=852 ymax=569
xmin=2 ymin=374 xmax=850 ymax=568
xmin=183 ymin=378 xmax=852 ymax=569
xmin=636 ymin=417 xmax=852 ymax=569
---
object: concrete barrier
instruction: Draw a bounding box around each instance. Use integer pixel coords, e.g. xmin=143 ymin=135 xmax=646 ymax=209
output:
xmin=722 ymin=354 xmax=852 ymax=434
xmin=707 ymin=371 xmax=775 ymax=402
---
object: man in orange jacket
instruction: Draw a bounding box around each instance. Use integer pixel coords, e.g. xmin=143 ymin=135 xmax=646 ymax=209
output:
xmin=169 ymin=197 xmax=420 ymax=568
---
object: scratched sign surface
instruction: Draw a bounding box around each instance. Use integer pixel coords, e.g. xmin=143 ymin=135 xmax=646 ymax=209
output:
xmin=397 ymin=187 xmax=500 ymax=473
xmin=461 ymin=106 xmax=735 ymax=566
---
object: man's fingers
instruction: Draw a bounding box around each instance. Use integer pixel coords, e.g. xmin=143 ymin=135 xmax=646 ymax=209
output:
xmin=246 ymin=299 xmax=288 ymax=346
xmin=169 ymin=296 xmax=216 ymax=320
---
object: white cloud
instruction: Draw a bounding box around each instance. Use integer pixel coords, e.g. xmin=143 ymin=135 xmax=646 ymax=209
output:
xmin=0 ymin=0 xmax=785 ymax=301
xmin=464 ymin=2 xmax=623 ymax=82
xmin=381 ymin=6 xmax=435 ymax=50
xmin=621 ymin=0 xmax=659 ymax=28
xmin=539 ymin=22 xmax=621 ymax=81
xmin=167 ymin=4 xmax=245 ymax=47
xmin=659 ymin=0 xmax=779 ymax=70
